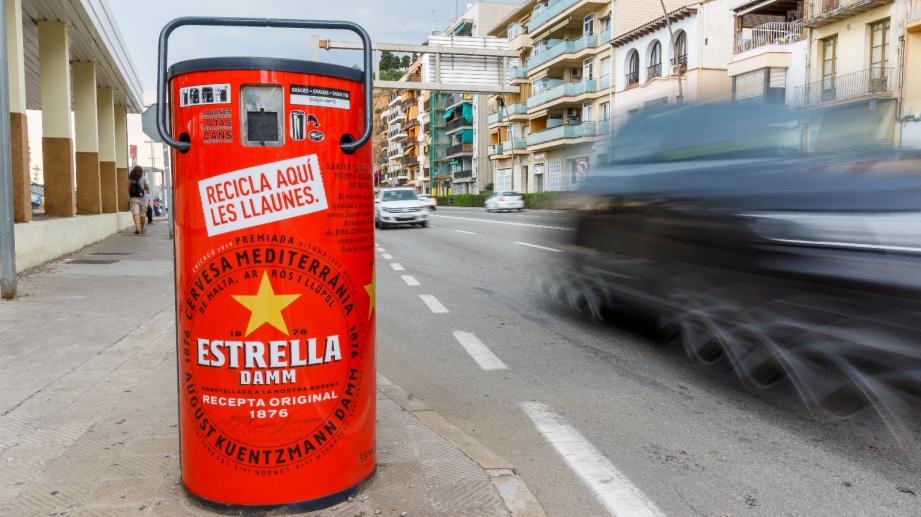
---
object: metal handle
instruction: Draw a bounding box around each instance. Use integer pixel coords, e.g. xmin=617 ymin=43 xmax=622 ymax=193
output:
xmin=157 ymin=16 xmax=374 ymax=154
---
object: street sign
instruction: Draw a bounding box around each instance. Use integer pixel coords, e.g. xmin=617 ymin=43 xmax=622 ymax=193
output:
xmin=141 ymin=104 xmax=162 ymax=143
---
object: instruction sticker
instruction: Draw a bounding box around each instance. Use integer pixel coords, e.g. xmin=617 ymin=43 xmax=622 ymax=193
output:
xmin=289 ymin=85 xmax=350 ymax=110
xmin=181 ymin=83 xmax=231 ymax=107
xmin=198 ymin=154 xmax=329 ymax=237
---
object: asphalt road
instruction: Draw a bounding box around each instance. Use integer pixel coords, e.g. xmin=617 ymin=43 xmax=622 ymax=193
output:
xmin=374 ymin=206 xmax=921 ymax=517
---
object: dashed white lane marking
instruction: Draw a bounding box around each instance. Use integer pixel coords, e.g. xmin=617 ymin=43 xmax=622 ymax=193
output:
xmin=390 ymin=263 xmax=405 ymax=271
xmin=381 ymin=253 xmax=393 ymax=260
xmin=515 ymin=241 xmax=563 ymax=253
xmin=452 ymin=331 xmax=507 ymax=371
xmin=401 ymin=275 xmax=420 ymax=286
xmin=431 ymin=214 xmax=573 ymax=231
xmin=454 ymin=229 xmax=477 ymax=235
xmin=419 ymin=295 xmax=449 ymax=313
xmin=521 ymin=402 xmax=666 ymax=517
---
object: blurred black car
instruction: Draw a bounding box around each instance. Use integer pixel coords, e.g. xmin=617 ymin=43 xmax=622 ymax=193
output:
xmin=562 ymin=104 xmax=921 ymax=417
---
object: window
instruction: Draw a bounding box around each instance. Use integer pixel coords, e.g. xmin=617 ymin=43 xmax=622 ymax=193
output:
xmin=626 ymin=50 xmax=640 ymax=86
xmin=583 ymin=58 xmax=594 ymax=81
xmin=582 ymin=102 xmax=594 ymax=122
xmin=870 ymin=19 xmax=890 ymax=91
xmin=601 ymin=102 xmax=610 ymax=122
xmin=601 ymin=13 xmax=611 ymax=32
xmin=821 ymin=36 xmax=837 ymax=93
xmin=648 ymin=41 xmax=662 ymax=79
xmin=583 ymin=14 xmax=594 ymax=36
xmin=673 ymin=31 xmax=688 ymax=71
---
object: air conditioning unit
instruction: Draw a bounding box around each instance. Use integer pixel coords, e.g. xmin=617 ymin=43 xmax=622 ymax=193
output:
xmin=565 ymin=108 xmax=580 ymax=119
xmin=570 ymin=67 xmax=582 ymax=79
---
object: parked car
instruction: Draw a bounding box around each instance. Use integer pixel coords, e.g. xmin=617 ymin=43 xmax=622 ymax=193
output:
xmin=375 ymin=188 xmax=429 ymax=228
xmin=485 ymin=191 xmax=524 ymax=212
xmin=419 ymin=194 xmax=437 ymax=211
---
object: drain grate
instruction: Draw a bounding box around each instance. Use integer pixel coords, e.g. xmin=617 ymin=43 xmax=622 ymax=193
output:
xmin=67 ymin=259 xmax=119 ymax=265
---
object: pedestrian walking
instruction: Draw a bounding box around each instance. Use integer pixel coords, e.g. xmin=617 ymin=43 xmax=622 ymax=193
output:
xmin=127 ymin=165 xmax=149 ymax=235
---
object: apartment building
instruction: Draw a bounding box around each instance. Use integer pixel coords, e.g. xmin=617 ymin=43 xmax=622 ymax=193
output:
xmin=612 ymin=1 xmax=734 ymax=119
xmin=727 ymin=0 xmax=808 ymax=105
xmin=488 ymin=0 xmax=616 ymax=193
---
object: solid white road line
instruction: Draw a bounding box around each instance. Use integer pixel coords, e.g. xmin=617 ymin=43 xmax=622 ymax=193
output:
xmin=390 ymin=263 xmax=405 ymax=271
xmin=381 ymin=253 xmax=393 ymax=260
xmin=431 ymin=214 xmax=574 ymax=231
xmin=419 ymin=294 xmax=449 ymax=313
xmin=452 ymin=331 xmax=507 ymax=371
xmin=401 ymin=275 xmax=420 ymax=286
xmin=521 ymin=402 xmax=666 ymax=517
xmin=515 ymin=241 xmax=563 ymax=253
xmin=454 ymin=229 xmax=477 ymax=235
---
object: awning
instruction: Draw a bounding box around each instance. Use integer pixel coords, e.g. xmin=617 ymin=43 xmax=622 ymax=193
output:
xmin=461 ymin=103 xmax=474 ymax=121
xmin=444 ymin=107 xmax=456 ymax=120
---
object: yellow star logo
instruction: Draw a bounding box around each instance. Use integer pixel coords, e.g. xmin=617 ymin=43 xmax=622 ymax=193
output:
xmin=364 ymin=278 xmax=375 ymax=319
xmin=232 ymin=272 xmax=301 ymax=336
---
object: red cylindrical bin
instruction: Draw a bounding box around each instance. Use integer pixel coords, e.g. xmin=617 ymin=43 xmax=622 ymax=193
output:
xmin=157 ymin=18 xmax=376 ymax=511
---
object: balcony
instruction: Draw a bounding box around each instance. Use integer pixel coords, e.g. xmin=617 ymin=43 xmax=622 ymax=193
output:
xmin=805 ymin=0 xmax=894 ymax=28
xmin=451 ymin=169 xmax=474 ymax=180
xmin=646 ymin=64 xmax=663 ymax=81
xmin=527 ymin=80 xmax=597 ymax=109
xmin=599 ymin=74 xmax=611 ymax=89
xmin=488 ymin=103 xmax=528 ymax=124
xmin=445 ymin=117 xmax=473 ymax=133
xmin=388 ymin=111 xmax=406 ymax=123
xmin=401 ymin=155 xmax=419 ymax=167
xmin=445 ymin=143 xmax=473 ymax=157
xmin=502 ymin=139 xmax=528 ymax=153
xmin=671 ymin=54 xmax=688 ymax=73
xmin=388 ymin=130 xmax=407 ymax=142
xmin=446 ymin=93 xmax=473 ymax=108
xmin=507 ymin=66 xmax=529 ymax=82
xmin=402 ymin=119 xmax=419 ymax=131
xmin=793 ymin=67 xmax=895 ymax=107
xmin=527 ymin=0 xmax=583 ymax=33
xmin=488 ymin=143 xmax=504 ymax=155
xmin=527 ymin=33 xmax=601 ymax=71
xmin=735 ymin=21 xmax=804 ymax=54
xmin=527 ymin=122 xmax=596 ymax=146
xmin=625 ymin=72 xmax=639 ymax=87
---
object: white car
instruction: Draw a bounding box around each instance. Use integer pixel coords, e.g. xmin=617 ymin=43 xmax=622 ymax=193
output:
xmin=375 ymin=188 xmax=429 ymax=228
xmin=485 ymin=191 xmax=524 ymax=212
xmin=419 ymin=194 xmax=437 ymax=211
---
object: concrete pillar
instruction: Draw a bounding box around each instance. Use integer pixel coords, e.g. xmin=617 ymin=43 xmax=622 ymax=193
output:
xmin=72 ymin=60 xmax=100 ymax=214
xmin=114 ymin=104 xmax=129 ymax=212
xmin=38 ymin=21 xmax=74 ymax=217
xmin=6 ymin=0 xmax=29 ymax=222
xmin=97 ymin=86 xmax=117 ymax=213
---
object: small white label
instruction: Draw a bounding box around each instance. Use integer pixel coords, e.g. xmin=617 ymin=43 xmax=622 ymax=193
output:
xmin=289 ymin=85 xmax=350 ymax=110
xmin=180 ymin=84 xmax=231 ymax=107
xmin=198 ymin=155 xmax=328 ymax=237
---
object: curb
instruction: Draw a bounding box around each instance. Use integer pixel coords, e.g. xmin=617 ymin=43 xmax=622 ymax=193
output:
xmin=378 ymin=376 xmax=546 ymax=517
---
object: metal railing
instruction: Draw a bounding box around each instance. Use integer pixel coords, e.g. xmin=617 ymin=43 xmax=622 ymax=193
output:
xmin=647 ymin=64 xmax=662 ymax=80
xmin=489 ymin=103 xmax=527 ymax=124
xmin=507 ymin=66 xmax=529 ymax=81
xmin=527 ymin=79 xmax=597 ymax=108
xmin=625 ymin=71 xmax=639 ymax=86
xmin=503 ymin=139 xmax=527 ymax=151
xmin=671 ymin=54 xmax=687 ymax=72
xmin=445 ymin=117 xmax=473 ymax=132
xmin=401 ymin=155 xmax=419 ymax=167
xmin=489 ymin=143 xmax=504 ymax=155
xmin=445 ymin=93 xmax=473 ymax=108
xmin=451 ymin=169 xmax=473 ymax=179
xmin=526 ymin=122 xmax=596 ymax=146
xmin=807 ymin=0 xmax=894 ymax=23
xmin=793 ymin=67 xmax=895 ymax=106
xmin=526 ymin=33 xmax=601 ymax=71
xmin=445 ymin=143 xmax=473 ymax=156
xmin=735 ymin=21 xmax=803 ymax=53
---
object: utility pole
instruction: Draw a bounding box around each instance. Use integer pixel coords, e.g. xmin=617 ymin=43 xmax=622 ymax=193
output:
xmin=0 ymin=3 xmax=17 ymax=299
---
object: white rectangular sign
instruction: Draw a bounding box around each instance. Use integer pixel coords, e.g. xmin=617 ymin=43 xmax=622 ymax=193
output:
xmin=289 ymin=85 xmax=350 ymax=110
xmin=198 ymin=155 xmax=328 ymax=237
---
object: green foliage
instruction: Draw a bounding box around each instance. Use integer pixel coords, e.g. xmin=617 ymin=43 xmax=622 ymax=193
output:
xmin=482 ymin=183 xmax=494 ymax=192
xmin=522 ymin=192 xmax=562 ymax=209
xmin=379 ymin=69 xmax=404 ymax=81
xmin=434 ymin=194 xmax=488 ymax=207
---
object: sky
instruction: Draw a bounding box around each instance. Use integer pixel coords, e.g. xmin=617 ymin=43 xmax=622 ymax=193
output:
xmin=26 ymin=0 xmax=520 ymax=186
xmin=108 ymin=0 xmax=521 ymax=98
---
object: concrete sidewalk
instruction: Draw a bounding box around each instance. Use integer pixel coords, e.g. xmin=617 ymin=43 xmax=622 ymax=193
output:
xmin=0 ymin=222 xmax=543 ymax=516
